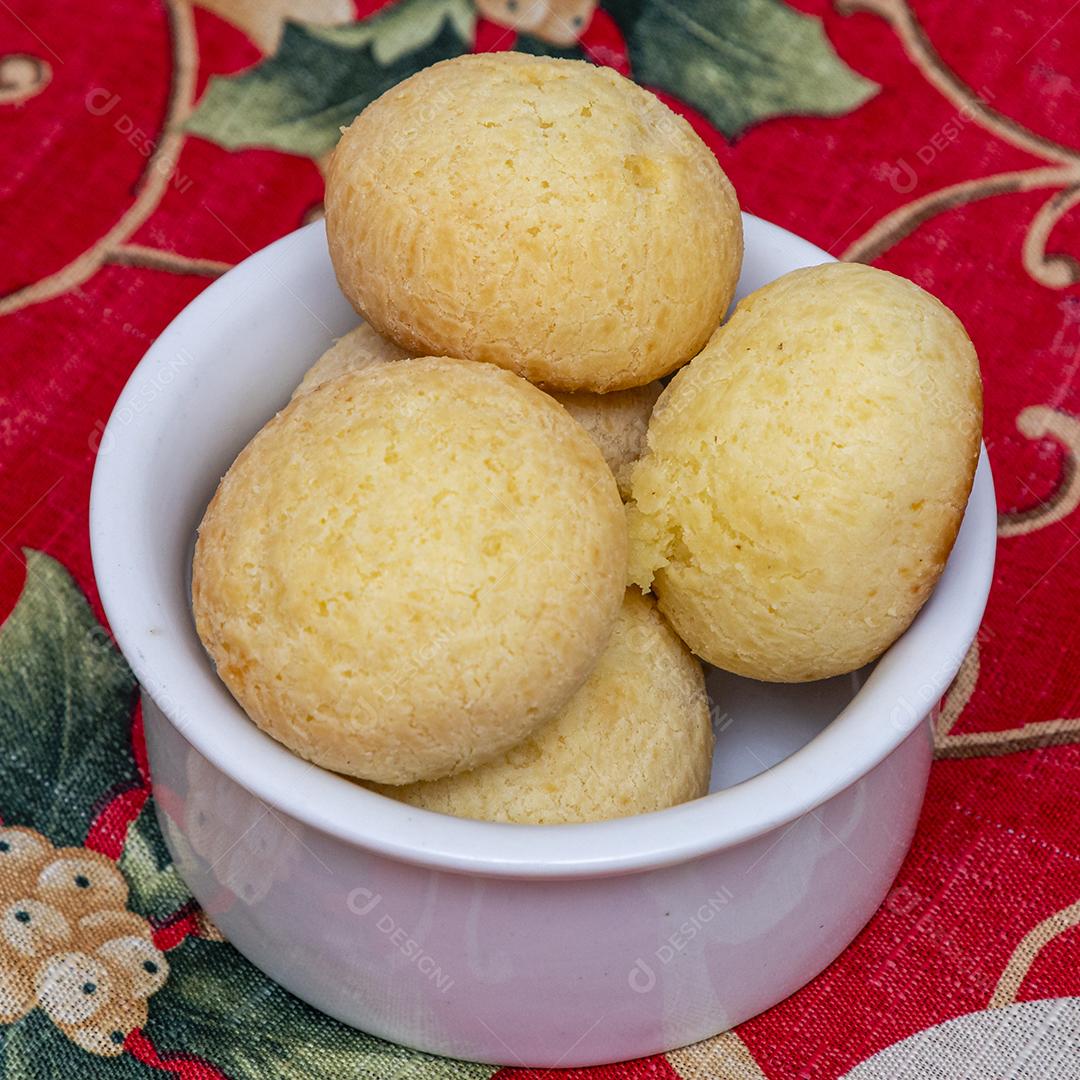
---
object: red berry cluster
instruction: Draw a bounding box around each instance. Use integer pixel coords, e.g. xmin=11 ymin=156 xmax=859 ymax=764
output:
xmin=0 ymin=826 xmax=168 ymax=1057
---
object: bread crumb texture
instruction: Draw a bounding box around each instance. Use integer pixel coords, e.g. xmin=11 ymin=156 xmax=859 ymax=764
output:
xmin=372 ymin=589 xmax=713 ymax=823
xmin=295 ymin=322 xmax=663 ymax=498
xmin=325 ymin=52 xmax=742 ymax=392
xmin=193 ymin=356 xmax=627 ymax=784
xmin=628 ymin=262 xmax=983 ymax=682
xmin=291 ymin=321 xmax=410 ymax=399
xmin=553 ymin=381 xmax=663 ymax=498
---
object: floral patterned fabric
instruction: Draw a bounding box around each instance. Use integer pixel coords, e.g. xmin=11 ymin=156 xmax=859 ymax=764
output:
xmin=0 ymin=1 xmax=1078 ymax=1076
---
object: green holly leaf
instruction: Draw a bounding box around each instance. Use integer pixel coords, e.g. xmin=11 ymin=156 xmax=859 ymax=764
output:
xmin=146 ymin=937 xmax=494 ymax=1080
xmin=0 ymin=551 xmax=492 ymax=1074
xmin=187 ymin=0 xmax=476 ymax=158
xmin=606 ymin=0 xmax=877 ymax=138
xmin=0 ymin=1011 xmax=158 ymax=1079
xmin=119 ymin=803 xmax=192 ymax=923
xmin=0 ymin=551 xmax=139 ymax=847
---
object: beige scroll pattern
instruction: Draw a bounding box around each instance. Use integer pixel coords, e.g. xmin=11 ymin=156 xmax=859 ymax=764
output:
xmin=0 ymin=0 xmax=363 ymax=317
xmin=0 ymin=0 xmax=213 ymax=318
xmin=936 ymin=404 xmax=1080 ymax=758
xmin=0 ymin=54 xmax=52 ymax=106
xmin=0 ymin=0 xmax=372 ymax=316
xmin=991 ymin=899 xmax=1080 ymax=1008
xmin=837 ymin=0 xmax=1080 ymax=288
xmin=998 ymin=407 xmax=1080 ymax=539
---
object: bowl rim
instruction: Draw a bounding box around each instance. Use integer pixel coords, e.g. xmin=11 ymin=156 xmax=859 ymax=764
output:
xmin=89 ymin=216 xmax=997 ymax=879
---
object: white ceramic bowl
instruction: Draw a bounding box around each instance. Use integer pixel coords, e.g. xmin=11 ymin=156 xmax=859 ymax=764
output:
xmin=89 ymin=215 xmax=996 ymax=1067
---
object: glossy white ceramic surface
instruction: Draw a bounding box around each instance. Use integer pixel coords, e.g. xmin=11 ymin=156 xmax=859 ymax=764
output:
xmin=90 ymin=215 xmax=996 ymax=1066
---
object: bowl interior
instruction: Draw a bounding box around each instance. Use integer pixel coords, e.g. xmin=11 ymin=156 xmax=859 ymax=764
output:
xmin=708 ymin=667 xmax=868 ymax=790
xmin=90 ymin=215 xmax=996 ymax=875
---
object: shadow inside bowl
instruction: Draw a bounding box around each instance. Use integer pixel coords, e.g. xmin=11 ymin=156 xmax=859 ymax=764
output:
xmin=706 ymin=665 xmax=871 ymax=791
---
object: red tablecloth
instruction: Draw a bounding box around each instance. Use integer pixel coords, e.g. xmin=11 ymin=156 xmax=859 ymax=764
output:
xmin=1 ymin=1 xmax=1078 ymax=1076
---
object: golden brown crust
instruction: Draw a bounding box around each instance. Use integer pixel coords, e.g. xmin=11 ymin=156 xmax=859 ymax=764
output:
xmin=325 ymin=52 xmax=742 ymax=392
xmin=628 ymin=262 xmax=983 ymax=682
xmin=193 ymin=356 xmax=628 ymax=784
xmin=371 ymin=590 xmax=713 ymax=823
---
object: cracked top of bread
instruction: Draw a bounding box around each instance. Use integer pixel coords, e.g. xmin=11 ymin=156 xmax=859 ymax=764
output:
xmin=628 ymin=262 xmax=983 ymax=682
xmin=193 ymin=356 xmax=627 ymax=784
xmin=325 ymin=52 xmax=742 ymax=393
